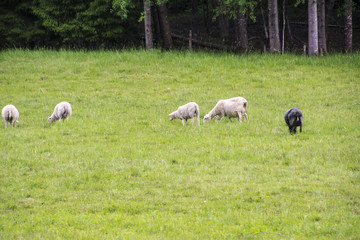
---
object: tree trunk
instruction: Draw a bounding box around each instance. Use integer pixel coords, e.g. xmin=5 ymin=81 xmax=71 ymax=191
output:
xmin=281 ymin=0 xmax=285 ymax=54
xmin=286 ymin=15 xmax=293 ymax=43
xmin=143 ymin=0 xmax=153 ymax=50
xmin=308 ymin=0 xmax=318 ymax=55
xmin=317 ymin=0 xmax=327 ymax=55
xmin=192 ymin=0 xmax=199 ymax=14
xmin=157 ymin=3 xmax=172 ymax=50
xmin=218 ymin=14 xmax=229 ymax=41
xmin=344 ymin=0 xmax=352 ymax=53
xmin=151 ymin=3 xmax=161 ymax=47
xmin=236 ymin=12 xmax=248 ymax=52
xmin=215 ymin=0 xmax=229 ymax=41
xmin=268 ymin=0 xmax=280 ymax=53
xmin=326 ymin=0 xmax=335 ymax=28
xmin=260 ymin=0 xmax=268 ymax=39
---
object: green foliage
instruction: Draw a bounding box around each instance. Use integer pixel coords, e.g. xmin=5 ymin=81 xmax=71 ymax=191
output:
xmin=294 ymin=0 xmax=305 ymax=7
xmin=0 ymin=0 xmax=49 ymax=48
xmin=0 ymin=50 xmax=359 ymax=239
xmin=31 ymin=0 xmax=133 ymax=47
xmin=213 ymin=0 xmax=258 ymax=22
xmin=111 ymin=0 xmax=134 ymax=19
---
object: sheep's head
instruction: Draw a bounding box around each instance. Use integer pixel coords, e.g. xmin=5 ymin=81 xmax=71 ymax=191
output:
xmin=203 ymin=114 xmax=211 ymax=122
xmin=12 ymin=120 xmax=19 ymax=127
xmin=48 ymin=116 xmax=56 ymax=123
xmin=169 ymin=111 xmax=178 ymax=121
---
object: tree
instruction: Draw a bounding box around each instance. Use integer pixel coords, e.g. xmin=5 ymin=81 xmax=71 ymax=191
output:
xmin=1 ymin=0 xmax=358 ymax=52
xmin=213 ymin=0 xmax=257 ymax=52
xmin=31 ymin=0 xmax=134 ymax=48
xmin=281 ymin=0 xmax=285 ymax=54
xmin=344 ymin=0 xmax=352 ymax=53
xmin=151 ymin=3 xmax=161 ymax=47
xmin=0 ymin=0 xmax=49 ymax=48
xmin=215 ymin=0 xmax=230 ymax=41
xmin=308 ymin=0 xmax=318 ymax=55
xmin=268 ymin=0 xmax=280 ymax=53
xmin=236 ymin=11 xmax=248 ymax=51
xmin=157 ymin=2 xmax=172 ymax=50
xmin=317 ymin=0 xmax=326 ymax=54
xmin=143 ymin=0 xmax=153 ymax=50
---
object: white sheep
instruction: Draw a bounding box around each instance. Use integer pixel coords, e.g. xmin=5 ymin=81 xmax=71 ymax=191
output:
xmin=48 ymin=101 xmax=72 ymax=122
xmin=203 ymin=97 xmax=248 ymax=123
xmin=2 ymin=105 xmax=19 ymax=128
xmin=169 ymin=102 xmax=200 ymax=126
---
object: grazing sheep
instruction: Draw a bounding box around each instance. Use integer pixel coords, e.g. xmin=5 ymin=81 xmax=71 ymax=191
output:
xmin=2 ymin=105 xmax=19 ymax=128
xmin=169 ymin=102 xmax=200 ymax=126
xmin=203 ymin=97 xmax=248 ymax=123
xmin=284 ymin=108 xmax=303 ymax=134
xmin=48 ymin=101 xmax=72 ymax=123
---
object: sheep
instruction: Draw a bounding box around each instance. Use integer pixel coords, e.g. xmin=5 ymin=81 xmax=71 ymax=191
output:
xmin=48 ymin=101 xmax=72 ymax=123
xmin=169 ymin=102 xmax=200 ymax=126
xmin=284 ymin=108 xmax=303 ymax=134
xmin=2 ymin=105 xmax=19 ymax=128
xmin=203 ymin=97 xmax=248 ymax=123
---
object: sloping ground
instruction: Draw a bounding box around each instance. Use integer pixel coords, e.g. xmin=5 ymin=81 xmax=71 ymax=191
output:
xmin=0 ymin=50 xmax=359 ymax=239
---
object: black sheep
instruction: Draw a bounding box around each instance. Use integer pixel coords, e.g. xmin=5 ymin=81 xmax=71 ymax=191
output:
xmin=284 ymin=108 xmax=303 ymax=134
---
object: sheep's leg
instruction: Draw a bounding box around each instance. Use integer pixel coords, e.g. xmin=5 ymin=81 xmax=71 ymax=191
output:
xmin=182 ymin=119 xmax=185 ymax=126
xmin=237 ymin=112 xmax=242 ymax=122
xmin=244 ymin=113 xmax=248 ymax=122
xmin=191 ymin=117 xmax=194 ymax=125
xmin=220 ymin=115 xmax=225 ymax=121
xmin=5 ymin=122 xmax=8 ymax=128
xmin=197 ymin=115 xmax=200 ymax=126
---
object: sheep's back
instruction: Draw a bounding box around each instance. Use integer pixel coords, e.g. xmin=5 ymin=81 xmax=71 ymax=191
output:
xmin=223 ymin=99 xmax=245 ymax=115
xmin=55 ymin=102 xmax=72 ymax=118
xmin=178 ymin=103 xmax=196 ymax=118
xmin=2 ymin=105 xmax=19 ymax=120
xmin=285 ymin=108 xmax=302 ymax=126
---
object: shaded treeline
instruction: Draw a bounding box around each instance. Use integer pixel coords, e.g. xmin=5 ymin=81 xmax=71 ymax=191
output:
xmin=0 ymin=0 xmax=359 ymax=53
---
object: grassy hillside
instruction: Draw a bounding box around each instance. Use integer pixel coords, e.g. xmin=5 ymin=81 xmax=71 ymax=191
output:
xmin=0 ymin=50 xmax=359 ymax=239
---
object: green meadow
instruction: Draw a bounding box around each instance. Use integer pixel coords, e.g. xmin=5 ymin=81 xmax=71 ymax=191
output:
xmin=0 ymin=50 xmax=359 ymax=239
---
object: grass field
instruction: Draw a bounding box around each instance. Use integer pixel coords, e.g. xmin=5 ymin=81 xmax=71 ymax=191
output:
xmin=0 ymin=50 xmax=359 ymax=239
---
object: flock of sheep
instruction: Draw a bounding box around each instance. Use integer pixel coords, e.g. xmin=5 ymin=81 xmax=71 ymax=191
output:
xmin=2 ymin=101 xmax=72 ymax=128
xmin=169 ymin=97 xmax=248 ymax=126
xmin=168 ymin=96 xmax=302 ymax=134
xmin=2 ymin=97 xmax=303 ymax=134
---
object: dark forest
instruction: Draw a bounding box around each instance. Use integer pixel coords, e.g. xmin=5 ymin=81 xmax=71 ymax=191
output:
xmin=0 ymin=0 xmax=359 ymax=53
